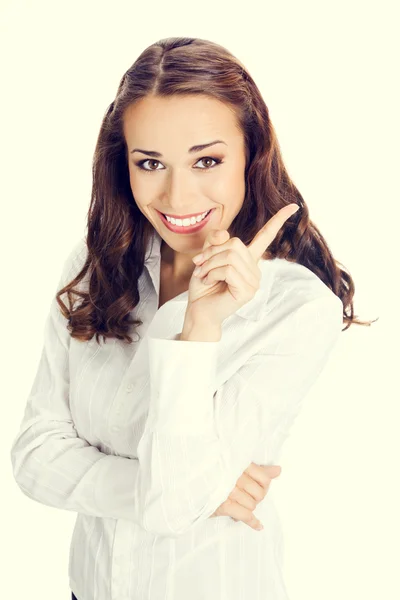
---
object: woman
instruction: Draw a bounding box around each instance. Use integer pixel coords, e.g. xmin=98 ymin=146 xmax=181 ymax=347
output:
xmin=10 ymin=37 xmax=375 ymax=600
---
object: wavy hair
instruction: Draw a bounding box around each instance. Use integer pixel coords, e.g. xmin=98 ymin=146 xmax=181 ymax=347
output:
xmin=56 ymin=36 xmax=377 ymax=345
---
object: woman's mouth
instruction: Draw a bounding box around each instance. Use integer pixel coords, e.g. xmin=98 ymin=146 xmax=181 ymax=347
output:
xmin=156 ymin=208 xmax=215 ymax=234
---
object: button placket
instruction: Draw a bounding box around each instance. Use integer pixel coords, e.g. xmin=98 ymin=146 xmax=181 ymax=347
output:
xmin=109 ymin=376 xmax=143 ymax=436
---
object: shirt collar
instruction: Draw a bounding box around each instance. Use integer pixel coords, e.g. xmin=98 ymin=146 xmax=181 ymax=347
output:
xmin=143 ymin=228 xmax=279 ymax=321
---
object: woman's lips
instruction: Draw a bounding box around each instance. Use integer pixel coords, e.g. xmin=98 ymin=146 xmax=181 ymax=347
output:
xmin=157 ymin=209 xmax=215 ymax=234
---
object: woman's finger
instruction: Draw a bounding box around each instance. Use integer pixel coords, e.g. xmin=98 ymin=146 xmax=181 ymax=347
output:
xmin=244 ymin=463 xmax=281 ymax=488
xmin=194 ymin=236 xmax=261 ymax=275
xmin=200 ymin=262 xmax=256 ymax=303
xmin=210 ymin=464 xmax=282 ymax=528
xmin=229 ymin=484 xmax=258 ymax=511
xmin=231 ymin=472 xmax=268 ymax=504
xmin=248 ymin=204 xmax=299 ymax=262
xmin=193 ymin=248 xmax=261 ymax=289
xmin=221 ymin=498 xmax=263 ymax=530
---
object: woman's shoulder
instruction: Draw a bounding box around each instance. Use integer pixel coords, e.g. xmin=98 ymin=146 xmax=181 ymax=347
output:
xmin=260 ymin=256 xmax=342 ymax=319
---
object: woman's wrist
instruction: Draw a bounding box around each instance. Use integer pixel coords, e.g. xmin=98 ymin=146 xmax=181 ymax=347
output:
xmin=179 ymin=310 xmax=222 ymax=342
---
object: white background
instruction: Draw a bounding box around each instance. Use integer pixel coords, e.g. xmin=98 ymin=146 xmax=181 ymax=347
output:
xmin=2 ymin=1 xmax=398 ymax=599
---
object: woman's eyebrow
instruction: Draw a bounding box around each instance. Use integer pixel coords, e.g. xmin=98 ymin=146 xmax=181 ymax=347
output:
xmin=130 ymin=140 xmax=227 ymax=158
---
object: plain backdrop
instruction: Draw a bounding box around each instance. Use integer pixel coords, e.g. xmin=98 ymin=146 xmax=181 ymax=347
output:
xmin=1 ymin=1 xmax=399 ymax=599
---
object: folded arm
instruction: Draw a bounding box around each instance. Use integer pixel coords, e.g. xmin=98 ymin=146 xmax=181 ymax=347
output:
xmin=11 ymin=240 xmax=342 ymax=537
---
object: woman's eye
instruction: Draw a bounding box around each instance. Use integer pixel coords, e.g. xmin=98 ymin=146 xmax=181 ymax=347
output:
xmin=137 ymin=159 xmax=163 ymax=171
xmin=195 ymin=157 xmax=221 ymax=169
xmin=136 ymin=156 xmax=223 ymax=173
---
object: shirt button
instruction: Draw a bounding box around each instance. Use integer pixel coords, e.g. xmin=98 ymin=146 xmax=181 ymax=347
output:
xmin=126 ymin=383 xmax=134 ymax=393
xmin=111 ymin=425 xmax=120 ymax=432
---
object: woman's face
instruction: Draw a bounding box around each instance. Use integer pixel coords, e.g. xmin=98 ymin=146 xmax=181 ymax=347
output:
xmin=123 ymin=94 xmax=247 ymax=259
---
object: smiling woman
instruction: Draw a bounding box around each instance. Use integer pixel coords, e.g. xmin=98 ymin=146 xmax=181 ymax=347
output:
xmin=10 ymin=35 xmax=377 ymax=600
xmin=52 ymin=36 xmax=370 ymax=341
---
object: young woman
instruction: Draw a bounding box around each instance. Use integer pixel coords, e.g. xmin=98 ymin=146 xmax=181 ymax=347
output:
xmin=10 ymin=36 xmax=374 ymax=600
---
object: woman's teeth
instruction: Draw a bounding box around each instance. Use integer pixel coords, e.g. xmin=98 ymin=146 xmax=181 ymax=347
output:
xmin=163 ymin=210 xmax=211 ymax=227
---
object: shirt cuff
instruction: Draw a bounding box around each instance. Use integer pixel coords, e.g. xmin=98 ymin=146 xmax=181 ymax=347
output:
xmin=146 ymin=336 xmax=219 ymax=435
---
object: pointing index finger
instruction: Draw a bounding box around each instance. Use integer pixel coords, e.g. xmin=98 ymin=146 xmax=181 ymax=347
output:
xmin=248 ymin=204 xmax=299 ymax=261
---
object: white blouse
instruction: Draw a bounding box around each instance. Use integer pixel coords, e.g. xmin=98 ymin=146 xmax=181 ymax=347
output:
xmin=10 ymin=228 xmax=343 ymax=600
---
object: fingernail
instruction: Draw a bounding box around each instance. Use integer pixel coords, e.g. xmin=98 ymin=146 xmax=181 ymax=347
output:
xmin=256 ymin=523 xmax=264 ymax=531
xmin=192 ymin=254 xmax=204 ymax=264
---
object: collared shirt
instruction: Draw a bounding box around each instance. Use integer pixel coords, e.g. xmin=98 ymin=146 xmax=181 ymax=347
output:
xmin=10 ymin=228 xmax=343 ymax=600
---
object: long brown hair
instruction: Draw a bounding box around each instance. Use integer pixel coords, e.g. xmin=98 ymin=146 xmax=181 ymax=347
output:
xmin=56 ymin=36 xmax=377 ymax=345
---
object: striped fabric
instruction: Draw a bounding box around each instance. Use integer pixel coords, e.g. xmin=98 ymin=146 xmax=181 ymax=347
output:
xmin=10 ymin=228 xmax=343 ymax=600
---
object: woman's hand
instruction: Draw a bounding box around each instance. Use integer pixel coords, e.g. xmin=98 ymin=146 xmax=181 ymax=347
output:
xmin=209 ymin=463 xmax=282 ymax=530
xmin=187 ymin=204 xmax=299 ymax=327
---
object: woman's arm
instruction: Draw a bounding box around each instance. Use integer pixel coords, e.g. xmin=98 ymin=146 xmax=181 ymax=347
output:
xmin=11 ymin=239 xmax=342 ymax=539
xmin=135 ymin=293 xmax=342 ymax=536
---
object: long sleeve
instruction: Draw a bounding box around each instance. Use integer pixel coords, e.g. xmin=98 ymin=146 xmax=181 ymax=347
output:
xmin=10 ymin=240 xmax=141 ymax=520
xmin=11 ymin=239 xmax=343 ymax=537
xmin=135 ymin=294 xmax=343 ymax=536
